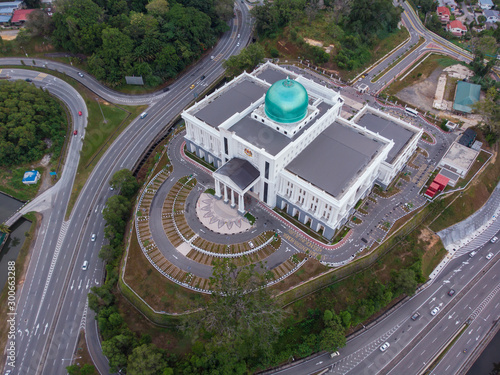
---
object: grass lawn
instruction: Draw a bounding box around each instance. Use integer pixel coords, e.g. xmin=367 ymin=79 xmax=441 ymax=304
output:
xmin=123 ymin=226 xmax=209 ymax=314
xmin=384 ymin=53 xmax=462 ymax=97
xmin=0 ymin=166 xmax=41 ymax=201
xmin=69 ymin=331 xmax=96 ymax=374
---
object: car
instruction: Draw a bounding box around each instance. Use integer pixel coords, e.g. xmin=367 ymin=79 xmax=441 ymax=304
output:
xmin=469 ymin=251 xmax=477 ymax=258
xmin=140 ymin=112 xmax=148 ymax=119
xmin=486 ymin=252 xmax=494 ymax=260
xmin=237 ymin=42 xmax=240 ymax=46
xmin=249 ymin=241 xmax=254 ymax=248
xmin=448 ymin=289 xmax=455 ymax=296
xmin=380 ymin=342 xmax=390 ymax=352
xmin=25 ymin=78 xmax=32 ymax=82
xmin=491 ymin=236 xmax=498 ymax=243
xmin=361 ymin=75 xmax=365 ymax=79
xmin=78 ymin=111 xmax=82 ymax=116
xmin=91 ymin=234 xmax=96 ymax=241
xmin=82 ymin=260 xmax=88 ymax=271
xmin=163 ymin=87 xmax=170 ymax=92
xmin=73 ymin=130 xmax=78 ymax=135
xmin=330 ymin=351 xmax=340 ymax=358
xmin=431 ymin=307 xmax=440 ymax=316
xmin=190 ymin=84 xmax=195 ymax=89
xmin=200 ymin=75 xmax=206 ymax=80
xmin=411 ymin=312 xmax=420 ymax=321
xmin=78 ymin=72 xmax=84 ymax=78
xmin=237 ymin=34 xmax=240 ymax=38
xmin=110 ymin=186 xmax=114 ymax=191
xmin=211 ymin=56 xmax=215 ymax=60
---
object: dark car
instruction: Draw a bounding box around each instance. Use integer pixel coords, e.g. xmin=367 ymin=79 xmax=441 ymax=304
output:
xmin=200 ymin=75 xmax=206 ymax=80
xmin=25 ymin=78 xmax=32 ymax=82
xmin=163 ymin=87 xmax=170 ymax=92
xmin=411 ymin=312 xmax=420 ymax=321
xmin=448 ymin=289 xmax=455 ymax=296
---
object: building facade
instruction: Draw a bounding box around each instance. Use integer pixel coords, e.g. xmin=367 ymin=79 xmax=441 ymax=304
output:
xmin=182 ymin=63 xmax=422 ymax=239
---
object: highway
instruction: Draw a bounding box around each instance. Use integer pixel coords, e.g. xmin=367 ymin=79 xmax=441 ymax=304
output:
xmin=1 ymin=2 xmax=252 ymax=374
xmin=1 ymin=1 xmax=496 ymax=374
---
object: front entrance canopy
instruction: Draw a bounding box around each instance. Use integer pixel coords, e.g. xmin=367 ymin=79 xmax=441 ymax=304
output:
xmin=214 ymin=158 xmax=260 ymax=191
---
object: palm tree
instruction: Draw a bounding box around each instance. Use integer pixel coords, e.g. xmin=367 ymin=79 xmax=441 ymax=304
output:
xmin=0 ymin=223 xmax=11 ymax=234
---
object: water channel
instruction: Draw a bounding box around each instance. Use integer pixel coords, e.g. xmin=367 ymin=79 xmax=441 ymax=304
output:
xmin=0 ymin=192 xmax=31 ymax=289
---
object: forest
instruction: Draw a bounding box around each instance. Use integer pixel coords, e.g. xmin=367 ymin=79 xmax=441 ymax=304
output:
xmin=0 ymin=81 xmax=66 ymax=166
xmin=29 ymin=0 xmax=233 ymax=86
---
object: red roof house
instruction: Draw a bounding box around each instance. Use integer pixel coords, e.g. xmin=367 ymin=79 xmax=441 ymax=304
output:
xmin=437 ymin=6 xmax=451 ymax=22
xmin=11 ymin=9 xmax=35 ymax=24
xmin=446 ymin=20 xmax=467 ymax=37
xmin=425 ymin=174 xmax=450 ymax=198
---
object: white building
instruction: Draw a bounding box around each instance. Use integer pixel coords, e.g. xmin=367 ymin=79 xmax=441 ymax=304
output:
xmin=182 ymin=63 xmax=422 ymax=239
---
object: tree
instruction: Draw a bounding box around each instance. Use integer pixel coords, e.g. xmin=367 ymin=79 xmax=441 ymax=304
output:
xmin=66 ymin=364 xmax=96 ymax=375
xmin=25 ymin=10 xmax=53 ymax=37
xmin=0 ymin=224 xmax=11 ymax=234
xmin=190 ymin=260 xmax=284 ymax=360
xmin=223 ymin=43 xmax=265 ymax=77
xmin=473 ymin=87 xmax=500 ymax=143
xmin=109 ymin=169 xmax=139 ymax=198
xmin=393 ymin=269 xmax=418 ymax=295
xmin=127 ymin=344 xmax=171 ymax=375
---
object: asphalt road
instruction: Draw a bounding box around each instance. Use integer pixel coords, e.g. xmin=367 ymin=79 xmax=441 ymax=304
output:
xmin=1 ymin=2 xmax=252 ymax=374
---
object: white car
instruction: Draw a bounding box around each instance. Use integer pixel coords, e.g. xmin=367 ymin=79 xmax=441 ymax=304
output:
xmin=431 ymin=307 xmax=440 ymax=316
xmin=330 ymin=351 xmax=340 ymax=358
xmin=82 ymin=260 xmax=88 ymax=270
xmin=469 ymin=251 xmax=477 ymax=258
xmin=78 ymin=72 xmax=84 ymax=78
xmin=486 ymin=252 xmax=494 ymax=260
xmin=380 ymin=342 xmax=390 ymax=352
xmin=491 ymin=236 xmax=498 ymax=243
xmin=91 ymin=233 xmax=96 ymax=241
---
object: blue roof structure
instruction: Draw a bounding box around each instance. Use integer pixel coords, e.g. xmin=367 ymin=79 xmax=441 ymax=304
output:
xmin=265 ymin=78 xmax=308 ymax=124
xmin=479 ymin=0 xmax=494 ymax=6
xmin=0 ymin=1 xmax=22 ymax=8
xmin=22 ymin=170 xmax=40 ymax=184
xmin=453 ymin=81 xmax=481 ymax=113
xmin=0 ymin=15 xmax=11 ymax=22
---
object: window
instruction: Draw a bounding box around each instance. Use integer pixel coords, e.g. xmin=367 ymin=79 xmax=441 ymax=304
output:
xmin=224 ymin=137 xmax=228 ymax=155
xmin=263 ymin=182 xmax=268 ymax=203
xmin=265 ymin=161 xmax=270 ymax=179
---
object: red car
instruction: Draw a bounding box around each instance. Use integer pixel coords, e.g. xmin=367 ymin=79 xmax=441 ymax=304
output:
xmin=73 ymin=130 xmax=78 ymax=135
xmin=78 ymin=111 xmax=82 ymax=116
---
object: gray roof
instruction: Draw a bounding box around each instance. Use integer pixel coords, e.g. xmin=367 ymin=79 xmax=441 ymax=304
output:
xmin=215 ymin=158 xmax=260 ymax=190
xmin=286 ymin=121 xmax=383 ymax=198
xmin=254 ymin=67 xmax=295 ymax=84
xmin=355 ymin=113 xmax=415 ymax=164
xmin=194 ymin=79 xmax=267 ymax=128
xmin=229 ymin=101 xmax=332 ymax=156
xmin=439 ymin=168 xmax=460 ymax=183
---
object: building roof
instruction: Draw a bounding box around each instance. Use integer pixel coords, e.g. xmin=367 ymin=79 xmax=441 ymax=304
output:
xmin=484 ymin=9 xmax=499 ymax=18
xmin=437 ymin=6 xmax=451 ymax=15
xmin=286 ymin=121 xmax=383 ymax=198
xmin=439 ymin=168 xmax=460 ymax=183
xmin=22 ymin=170 xmax=39 ymax=183
xmin=479 ymin=0 xmax=494 ymax=5
xmin=0 ymin=14 xmax=11 ymax=22
xmin=440 ymin=142 xmax=479 ymax=175
xmin=448 ymin=20 xmax=466 ymax=30
xmin=229 ymin=101 xmax=332 ymax=156
xmin=265 ymin=78 xmax=308 ymax=124
xmin=215 ymin=158 xmax=260 ymax=190
xmin=254 ymin=66 xmax=294 ymax=84
xmin=434 ymin=174 xmax=450 ymax=187
xmin=11 ymin=9 xmax=35 ymax=23
xmin=458 ymin=128 xmax=476 ymax=147
xmin=0 ymin=1 xmax=22 ymax=7
xmin=453 ymin=81 xmax=481 ymax=113
xmin=355 ymin=112 xmax=415 ymax=164
xmin=194 ymin=79 xmax=267 ymax=128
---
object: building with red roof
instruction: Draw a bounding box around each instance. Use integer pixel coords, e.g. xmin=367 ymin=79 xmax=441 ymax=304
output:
xmin=425 ymin=174 xmax=449 ymax=198
xmin=437 ymin=6 xmax=451 ymax=22
xmin=11 ymin=9 xmax=35 ymax=25
xmin=446 ymin=20 xmax=467 ymax=37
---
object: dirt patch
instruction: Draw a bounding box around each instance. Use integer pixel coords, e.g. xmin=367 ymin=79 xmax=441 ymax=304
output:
xmin=396 ymin=67 xmax=444 ymax=112
xmin=71 ymin=331 xmax=96 ymax=371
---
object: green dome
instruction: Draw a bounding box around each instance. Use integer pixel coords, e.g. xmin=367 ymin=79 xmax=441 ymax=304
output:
xmin=265 ymin=78 xmax=308 ymax=124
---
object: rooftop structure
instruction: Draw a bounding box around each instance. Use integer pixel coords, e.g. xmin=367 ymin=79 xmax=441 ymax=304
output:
xmin=11 ymin=8 xmax=35 ymax=23
xmin=453 ymin=81 xmax=481 ymax=113
xmin=439 ymin=142 xmax=479 ymax=178
xmin=458 ymin=128 xmax=476 ymax=147
xmin=22 ymin=170 xmax=40 ymax=185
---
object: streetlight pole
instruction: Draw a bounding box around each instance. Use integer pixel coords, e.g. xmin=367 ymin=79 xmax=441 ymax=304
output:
xmin=95 ymin=97 xmax=107 ymax=124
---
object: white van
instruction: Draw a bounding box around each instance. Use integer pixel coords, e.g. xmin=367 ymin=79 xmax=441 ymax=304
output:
xmin=140 ymin=112 xmax=148 ymax=119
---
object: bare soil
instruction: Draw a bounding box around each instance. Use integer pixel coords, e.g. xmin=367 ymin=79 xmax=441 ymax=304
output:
xmin=396 ymin=67 xmax=444 ymax=112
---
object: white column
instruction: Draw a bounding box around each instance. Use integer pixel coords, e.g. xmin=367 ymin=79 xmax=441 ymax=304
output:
xmin=215 ymin=179 xmax=221 ymax=198
xmin=231 ymin=189 xmax=235 ymax=208
xmin=238 ymin=192 xmax=245 ymax=213
xmin=224 ymin=184 xmax=228 ymax=203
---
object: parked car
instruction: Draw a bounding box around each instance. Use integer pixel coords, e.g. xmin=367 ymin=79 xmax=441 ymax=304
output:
xmin=380 ymin=342 xmax=390 ymax=352
xmin=411 ymin=312 xmax=421 ymax=321
xmin=190 ymin=84 xmax=195 ymax=89
xmin=25 ymin=78 xmax=32 ymax=82
xmin=448 ymin=289 xmax=455 ymax=296
xmin=486 ymin=252 xmax=494 ymax=260
xmin=431 ymin=307 xmax=440 ymax=316
xmin=491 ymin=236 xmax=498 ymax=243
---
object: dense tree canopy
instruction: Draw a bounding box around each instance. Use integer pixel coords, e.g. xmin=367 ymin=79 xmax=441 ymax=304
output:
xmin=0 ymin=81 xmax=66 ymax=166
xmin=49 ymin=0 xmax=230 ymax=85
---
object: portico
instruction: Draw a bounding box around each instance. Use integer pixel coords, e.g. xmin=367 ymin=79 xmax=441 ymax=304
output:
xmin=213 ymin=158 xmax=260 ymax=214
